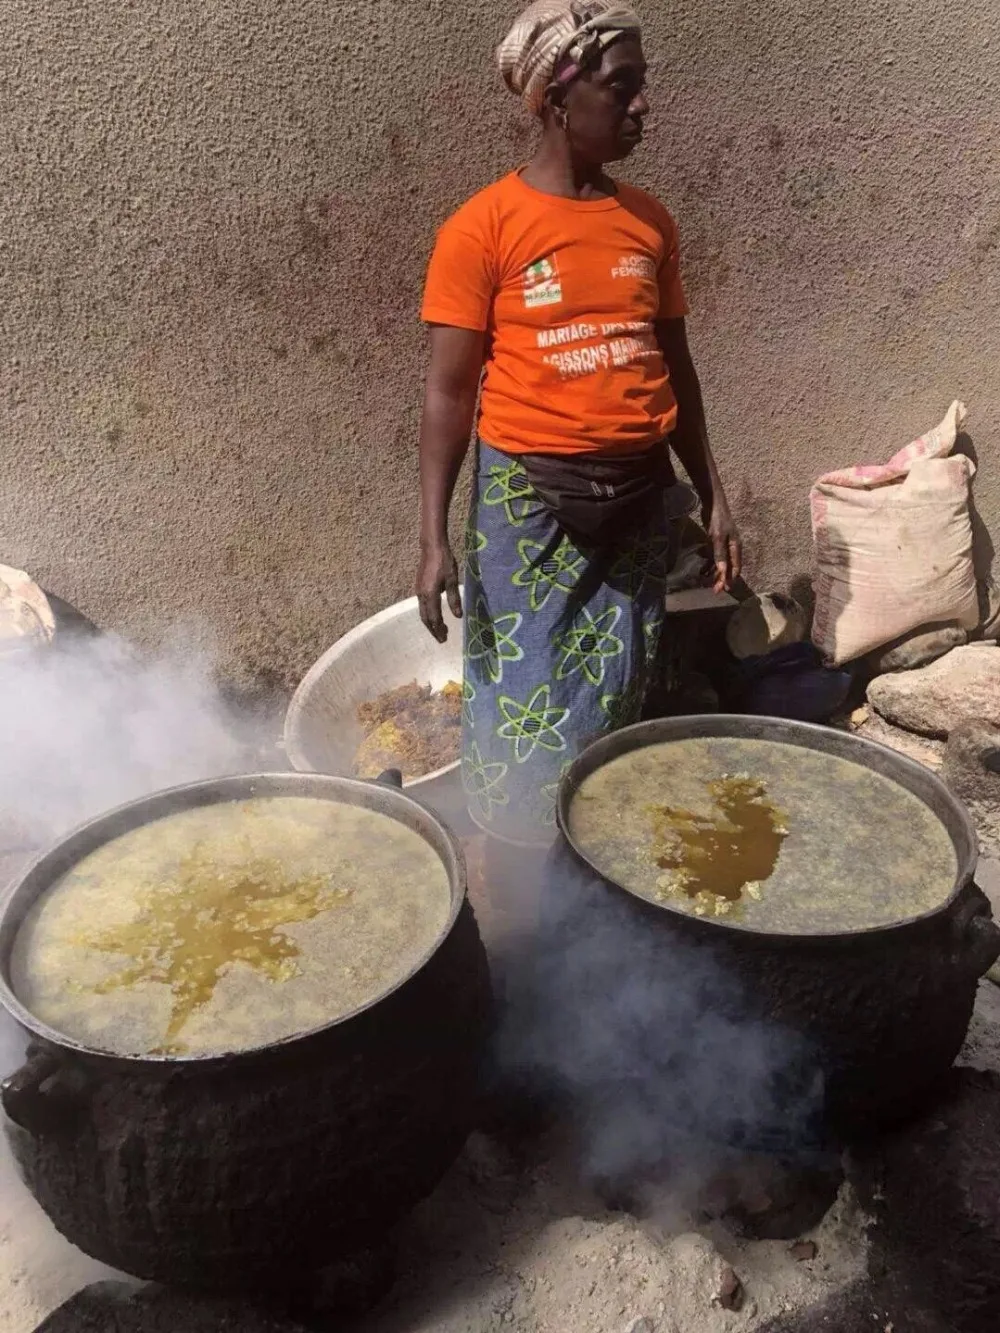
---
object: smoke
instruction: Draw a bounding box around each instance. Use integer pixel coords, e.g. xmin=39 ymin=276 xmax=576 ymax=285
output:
xmin=0 ymin=628 xmax=275 ymax=1322
xmin=0 ymin=1010 xmax=130 ymax=1323
xmin=0 ymin=630 xmax=267 ymax=852
xmin=492 ymin=852 xmax=825 ymax=1210
xmin=0 ymin=622 xmax=828 ymax=1300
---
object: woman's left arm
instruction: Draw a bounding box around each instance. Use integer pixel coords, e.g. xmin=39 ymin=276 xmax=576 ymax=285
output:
xmin=656 ymin=316 xmax=742 ymax=592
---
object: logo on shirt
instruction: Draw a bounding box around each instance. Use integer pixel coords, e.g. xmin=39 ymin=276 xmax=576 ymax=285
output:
xmin=611 ymin=254 xmax=656 ymax=281
xmin=523 ymin=255 xmax=562 ymax=309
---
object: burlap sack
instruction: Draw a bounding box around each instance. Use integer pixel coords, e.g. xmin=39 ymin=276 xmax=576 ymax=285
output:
xmin=811 ymin=402 xmax=979 ymax=666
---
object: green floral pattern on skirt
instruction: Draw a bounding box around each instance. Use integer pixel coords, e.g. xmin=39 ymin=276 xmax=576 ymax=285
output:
xmin=462 ymin=441 xmax=674 ymax=845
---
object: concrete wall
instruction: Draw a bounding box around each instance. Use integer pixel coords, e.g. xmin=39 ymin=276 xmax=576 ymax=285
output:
xmin=2 ymin=0 xmax=997 ymax=689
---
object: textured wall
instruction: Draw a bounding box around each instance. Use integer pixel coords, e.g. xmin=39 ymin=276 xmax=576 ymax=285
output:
xmin=2 ymin=0 xmax=997 ymax=688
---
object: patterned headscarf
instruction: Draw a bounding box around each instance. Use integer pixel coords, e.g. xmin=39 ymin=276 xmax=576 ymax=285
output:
xmin=497 ymin=1 xmax=642 ymax=117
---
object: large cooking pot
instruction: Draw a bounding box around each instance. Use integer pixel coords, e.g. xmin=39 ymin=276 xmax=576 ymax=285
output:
xmin=553 ymin=716 xmax=1000 ymax=1142
xmin=0 ymin=772 xmax=492 ymax=1293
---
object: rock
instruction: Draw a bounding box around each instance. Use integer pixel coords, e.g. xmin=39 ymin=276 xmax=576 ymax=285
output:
xmin=789 ymin=1240 xmax=818 ymax=1262
xmin=624 ymin=1319 xmax=653 ymax=1333
xmin=868 ymin=645 xmax=1000 ymax=737
xmin=853 ymin=711 xmax=945 ymax=771
xmin=715 ymin=1266 xmax=745 ymax=1311
xmin=943 ymin=722 xmax=1000 ymax=857
xmin=0 ymin=564 xmax=55 ymax=655
xmin=726 ymin=593 xmax=808 ymax=660
xmin=978 ymin=581 xmax=1000 ymax=641
xmin=864 ymin=624 xmax=967 ymax=675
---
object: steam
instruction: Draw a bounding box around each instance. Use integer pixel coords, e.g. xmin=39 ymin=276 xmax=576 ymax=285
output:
xmin=0 ymin=1010 xmax=128 ymax=1324
xmin=0 ymin=624 xmax=826 ymax=1309
xmin=0 ymin=631 xmax=266 ymax=852
xmin=493 ymin=860 xmax=824 ymax=1208
xmin=0 ymin=629 xmax=274 ymax=1324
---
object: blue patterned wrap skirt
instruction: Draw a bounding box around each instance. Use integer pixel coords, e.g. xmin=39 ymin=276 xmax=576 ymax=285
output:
xmin=461 ymin=440 xmax=675 ymax=846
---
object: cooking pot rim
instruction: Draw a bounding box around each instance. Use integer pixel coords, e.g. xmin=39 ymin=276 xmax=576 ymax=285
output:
xmin=0 ymin=771 xmax=467 ymax=1066
xmin=555 ymin=714 xmax=979 ymax=943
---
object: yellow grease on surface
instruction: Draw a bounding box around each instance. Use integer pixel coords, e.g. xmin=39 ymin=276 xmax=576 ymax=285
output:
xmin=650 ymin=774 xmax=788 ymax=919
xmin=76 ymin=846 xmax=350 ymax=1053
xmin=568 ymin=737 xmax=959 ymax=934
xmin=12 ymin=796 xmax=452 ymax=1057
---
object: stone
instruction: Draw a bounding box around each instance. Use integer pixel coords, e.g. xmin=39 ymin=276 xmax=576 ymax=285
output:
xmin=715 ymin=1265 xmax=745 ymax=1311
xmin=949 ymin=725 xmax=1000 ymax=858
xmin=978 ymin=581 xmax=1000 ymax=641
xmin=851 ymin=710 xmax=945 ymax=770
xmin=624 ymin=1318 xmax=653 ymax=1333
xmin=864 ymin=624 xmax=967 ymax=675
xmin=943 ymin=722 xmax=1000 ymax=857
xmin=789 ymin=1240 xmax=818 ymax=1262
xmin=726 ymin=593 xmax=808 ymax=660
xmin=0 ymin=563 xmax=55 ymax=654
xmin=867 ymin=645 xmax=1000 ymax=737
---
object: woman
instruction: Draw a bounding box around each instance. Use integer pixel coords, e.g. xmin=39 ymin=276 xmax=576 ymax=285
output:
xmin=417 ymin=0 xmax=741 ymax=848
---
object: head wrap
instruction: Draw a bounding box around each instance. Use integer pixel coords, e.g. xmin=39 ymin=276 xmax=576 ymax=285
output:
xmin=497 ymin=1 xmax=642 ymax=117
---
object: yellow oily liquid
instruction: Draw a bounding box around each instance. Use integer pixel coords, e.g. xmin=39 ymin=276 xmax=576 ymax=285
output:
xmin=11 ymin=796 xmax=452 ymax=1057
xmin=568 ymin=738 xmax=958 ymax=934
xmin=78 ymin=845 xmax=351 ymax=1054
xmin=650 ymin=775 xmax=788 ymax=916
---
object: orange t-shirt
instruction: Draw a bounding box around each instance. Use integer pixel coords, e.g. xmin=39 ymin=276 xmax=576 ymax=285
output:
xmin=421 ymin=171 xmax=688 ymax=456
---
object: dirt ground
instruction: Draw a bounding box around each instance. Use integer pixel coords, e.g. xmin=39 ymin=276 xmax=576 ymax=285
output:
xmin=0 ymin=1116 xmax=870 ymax=1333
xmin=360 ymin=1139 xmax=868 ymax=1333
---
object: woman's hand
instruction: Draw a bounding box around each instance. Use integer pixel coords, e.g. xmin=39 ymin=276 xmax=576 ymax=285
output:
xmin=704 ymin=498 xmax=743 ymax=593
xmin=416 ymin=326 xmax=484 ymax=643
xmin=416 ymin=541 xmax=462 ymax=643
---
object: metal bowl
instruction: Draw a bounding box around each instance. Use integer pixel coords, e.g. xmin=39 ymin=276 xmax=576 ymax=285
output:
xmin=284 ymin=597 xmax=463 ymax=819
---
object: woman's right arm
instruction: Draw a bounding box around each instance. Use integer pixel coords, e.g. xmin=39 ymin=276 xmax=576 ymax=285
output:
xmin=416 ymin=325 xmax=486 ymax=642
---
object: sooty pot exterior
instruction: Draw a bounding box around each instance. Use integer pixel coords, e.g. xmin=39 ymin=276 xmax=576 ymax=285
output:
xmin=0 ymin=774 xmax=493 ymax=1293
xmin=552 ymin=717 xmax=1000 ymax=1143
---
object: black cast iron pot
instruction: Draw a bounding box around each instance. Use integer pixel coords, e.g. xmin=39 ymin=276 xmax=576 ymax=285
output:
xmin=551 ymin=715 xmax=1000 ymax=1144
xmin=0 ymin=772 xmax=492 ymax=1293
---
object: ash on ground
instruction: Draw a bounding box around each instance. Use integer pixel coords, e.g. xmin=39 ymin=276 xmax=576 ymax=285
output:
xmin=362 ymin=1131 xmax=867 ymax=1333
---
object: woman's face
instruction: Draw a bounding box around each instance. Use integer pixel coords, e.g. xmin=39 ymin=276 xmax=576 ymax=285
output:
xmin=561 ymin=36 xmax=649 ymax=165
